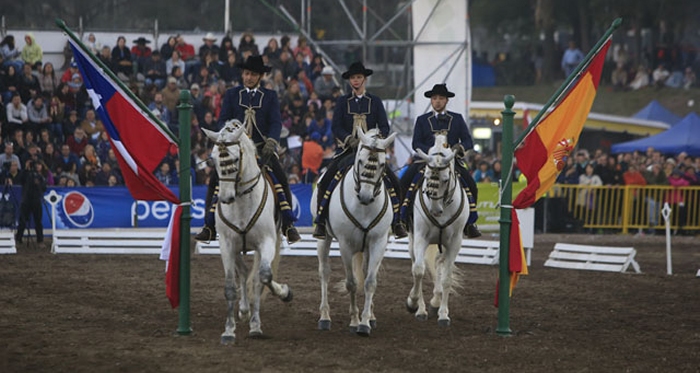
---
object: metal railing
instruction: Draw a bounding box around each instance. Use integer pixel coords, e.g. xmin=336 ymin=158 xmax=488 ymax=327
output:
xmin=547 ymin=184 xmax=700 ymax=234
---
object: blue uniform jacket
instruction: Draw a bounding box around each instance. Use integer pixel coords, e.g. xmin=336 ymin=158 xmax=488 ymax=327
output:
xmin=412 ymin=111 xmax=474 ymax=155
xmin=218 ymin=85 xmax=282 ymax=144
xmin=332 ymin=93 xmax=390 ymax=143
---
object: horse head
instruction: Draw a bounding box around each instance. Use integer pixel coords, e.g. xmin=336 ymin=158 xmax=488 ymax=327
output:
xmin=202 ymin=119 xmax=260 ymax=203
xmin=353 ymin=127 xmax=397 ymax=205
xmin=416 ymin=134 xmax=456 ymax=216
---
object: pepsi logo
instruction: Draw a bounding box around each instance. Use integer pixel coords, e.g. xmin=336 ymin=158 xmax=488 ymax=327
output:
xmin=60 ymin=191 xmax=95 ymax=228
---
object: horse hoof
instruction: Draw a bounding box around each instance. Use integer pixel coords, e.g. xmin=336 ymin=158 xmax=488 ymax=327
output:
xmin=318 ymin=320 xmax=331 ymax=331
xmin=428 ymin=305 xmax=439 ymax=318
xmin=248 ymin=331 xmax=266 ymax=339
xmin=356 ymin=324 xmax=371 ymax=336
xmin=415 ymin=314 xmax=428 ymax=321
xmin=220 ymin=335 xmax=235 ymax=345
xmin=282 ymin=288 xmax=293 ymax=302
xmin=406 ymin=301 xmax=418 ymax=313
xmin=348 ymin=325 xmax=358 ymax=333
xmin=438 ymin=319 xmax=451 ymax=327
xmin=370 ymin=320 xmax=377 ymax=329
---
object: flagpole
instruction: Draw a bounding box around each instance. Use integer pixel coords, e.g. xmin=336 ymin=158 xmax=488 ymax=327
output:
xmin=176 ymin=91 xmax=193 ymax=335
xmin=513 ymin=18 xmax=622 ymax=149
xmin=496 ymin=95 xmax=515 ymax=336
xmin=54 ymin=18 xmax=177 ymax=143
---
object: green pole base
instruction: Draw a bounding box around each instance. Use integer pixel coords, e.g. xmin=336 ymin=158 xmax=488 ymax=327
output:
xmin=176 ymin=327 xmax=193 ymax=336
xmin=496 ymin=327 xmax=513 ymax=336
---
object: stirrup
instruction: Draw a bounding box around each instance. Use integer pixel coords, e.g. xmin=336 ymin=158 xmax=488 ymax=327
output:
xmin=194 ymin=225 xmax=216 ymax=242
xmin=313 ymin=223 xmax=327 ymax=239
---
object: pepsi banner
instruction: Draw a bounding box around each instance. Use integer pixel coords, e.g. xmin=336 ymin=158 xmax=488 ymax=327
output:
xmin=36 ymin=184 xmax=314 ymax=229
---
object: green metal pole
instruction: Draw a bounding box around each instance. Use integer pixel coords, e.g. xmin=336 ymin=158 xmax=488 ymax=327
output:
xmin=176 ymin=90 xmax=193 ymax=335
xmin=496 ymin=95 xmax=515 ymax=336
xmin=514 ymin=18 xmax=622 ymax=149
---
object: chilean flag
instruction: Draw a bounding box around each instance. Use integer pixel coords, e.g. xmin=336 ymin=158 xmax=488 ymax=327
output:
xmin=69 ymin=39 xmax=184 ymax=308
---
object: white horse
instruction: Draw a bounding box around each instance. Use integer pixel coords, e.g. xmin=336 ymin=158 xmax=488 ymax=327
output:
xmin=202 ymin=120 xmax=292 ymax=344
xmin=406 ymin=134 xmax=468 ymax=326
xmin=311 ymin=128 xmax=397 ymax=336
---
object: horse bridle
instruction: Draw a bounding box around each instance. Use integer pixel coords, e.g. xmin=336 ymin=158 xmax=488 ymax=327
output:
xmin=422 ymin=158 xmax=458 ymax=206
xmin=353 ymin=144 xmax=385 ymax=198
xmin=216 ymin=140 xmax=262 ymax=201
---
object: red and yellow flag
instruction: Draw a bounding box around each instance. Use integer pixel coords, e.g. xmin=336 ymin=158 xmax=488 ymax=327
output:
xmin=503 ymin=38 xmax=612 ymax=300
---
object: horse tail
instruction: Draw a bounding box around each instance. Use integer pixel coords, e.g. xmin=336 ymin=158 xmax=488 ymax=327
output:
xmin=425 ymin=244 xmax=464 ymax=295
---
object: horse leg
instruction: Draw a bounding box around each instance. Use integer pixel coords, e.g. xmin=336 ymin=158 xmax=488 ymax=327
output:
xmin=266 ymin=234 xmax=293 ymax=302
xmin=317 ymin=237 xmax=332 ymax=330
xmin=342 ymin=251 xmax=360 ymax=332
xmin=235 ymin=251 xmax=251 ymax=323
xmin=436 ymin=241 xmax=461 ymax=327
xmin=357 ymin=241 xmax=385 ymax=336
xmin=221 ymin=258 xmax=238 ymax=345
xmin=407 ymin=235 xmax=428 ymax=320
xmin=428 ymin=249 xmax=444 ymax=318
xmin=249 ymin=239 xmax=275 ymax=337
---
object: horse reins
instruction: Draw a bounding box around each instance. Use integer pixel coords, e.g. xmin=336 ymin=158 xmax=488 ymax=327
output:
xmin=341 ymin=168 xmax=389 ymax=253
xmin=216 ymin=141 xmax=262 ymax=197
xmin=352 ymin=144 xmax=385 ymax=198
xmin=419 ymin=167 xmax=464 ymax=253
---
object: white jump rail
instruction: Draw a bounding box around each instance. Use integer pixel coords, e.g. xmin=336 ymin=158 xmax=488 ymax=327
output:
xmin=196 ymin=234 xmax=519 ymax=266
xmin=544 ymin=243 xmax=641 ymax=273
xmin=52 ymin=229 xmax=165 ymax=254
xmin=0 ymin=230 xmax=16 ymax=254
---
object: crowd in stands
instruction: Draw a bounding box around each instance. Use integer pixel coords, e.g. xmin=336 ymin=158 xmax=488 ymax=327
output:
xmin=0 ymin=31 xmax=352 ymax=189
xmin=0 ymin=31 xmax=698 ymax=211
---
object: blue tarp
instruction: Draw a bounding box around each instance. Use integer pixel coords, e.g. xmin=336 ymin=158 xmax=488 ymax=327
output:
xmin=611 ymin=112 xmax=700 ymax=156
xmin=632 ymin=100 xmax=682 ymax=126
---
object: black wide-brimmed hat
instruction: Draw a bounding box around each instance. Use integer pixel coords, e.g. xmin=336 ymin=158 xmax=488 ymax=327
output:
xmin=424 ymin=83 xmax=455 ymax=98
xmin=133 ymin=37 xmax=151 ymax=44
xmin=236 ymin=55 xmax=272 ymax=74
xmin=341 ymin=61 xmax=373 ymax=79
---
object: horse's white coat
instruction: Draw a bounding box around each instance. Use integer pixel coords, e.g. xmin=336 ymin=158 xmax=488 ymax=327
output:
xmin=406 ymin=134 xmax=468 ymax=326
xmin=311 ymin=128 xmax=397 ymax=335
xmin=203 ymin=120 xmax=291 ymax=343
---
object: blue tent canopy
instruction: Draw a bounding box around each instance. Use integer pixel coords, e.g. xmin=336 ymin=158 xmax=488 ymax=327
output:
xmin=632 ymin=100 xmax=682 ymax=126
xmin=611 ymin=112 xmax=700 ymax=156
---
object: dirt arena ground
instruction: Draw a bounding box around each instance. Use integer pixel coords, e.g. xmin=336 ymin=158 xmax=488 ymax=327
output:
xmin=1 ymin=233 xmax=699 ymax=372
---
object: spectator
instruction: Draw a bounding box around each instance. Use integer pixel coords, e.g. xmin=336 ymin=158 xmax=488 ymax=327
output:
xmin=66 ymin=127 xmax=88 ymax=156
xmin=154 ymin=161 xmax=177 ymax=185
xmin=80 ymin=109 xmax=105 ymax=143
xmin=130 ymin=37 xmax=152 ymax=75
xmin=94 ymin=162 xmax=114 ymax=186
xmin=263 ymin=37 xmax=281 ymax=65
xmin=160 ymin=36 xmax=177 ymax=62
xmin=1 ymin=35 xmax=23 ymax=72
xmin=682 ymin=67 xmax=696 ymax=90
xmin=238 ymin=32 xmax=259 ymax=58
xmin=651 ymin=64 xmax=670 ymax=89
xmin=277 ymin=50 xmax=296 ymax=80
xmin=47 ymin=95 xmax=64 ymax=140
xmin=199 ymin=33 xmax=219 ymax=65
xmin=666 ymin=168 xmax=689 ymax=234
xmin=220 ymin=50 xmax=241 ymax=86
xmin=175 ymin=35 xmax=197 ymax=79
xmin=1 ymin=64 xmax=21 ymax=105
xmin=79 ymin=144 xmax=101 ymax=169
xmin=42 ymin=142 xmax=59 ymax=172
xmin=143 ymin=50 xmax=167 ymax=89
xmin=314 ymin=66 xmax=336 ymax=100
xmin=18 ymin=63 xmax=41 ymax=103
xmin=39 ymin=62 xmax=59 ymax=97
xmin=160 ymin=77 xmax=180 ymax=125
xmin=20 ymin=34 xmax=43 ymax=70
xmin=83 ymin=33 xmax=102 ymax=55
xmin=0 ymin=142 xmax=20 ymax=171
xmin=0 ymin=159 xmax=20 ymax=185
xmin=98 ymin=46 xmax=113 ymax=71
xmin=309 ymin=55 xmax=324 ymax=82
xmin=26 ymin=96 xmax=50 ymax=136
xmin=611 ymin=62 xmax=628 ymax=91
xmin=14 ymin=160 xmax=47 ymax=246
xmin=561 ymin=41 xmax=584 ymax=78
xmin=5 ymin=93 xmax=28 ymax=135
xmin=147 ymin=93 xmax=171 ymax=125
xmin=473 ymin=161 xmax=494 ymax=182
xmin=301 ymin=132 xmax=324 ymax=183
xmin=293 ymin=36 xmax=313 ymax=64
xmin=628 ymin=65 xmax=650 ymax=90
xmin=111 ymin=36 xmax=132 ymax=80
xmin=218 ymin=36 xmax=237 ymax=63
